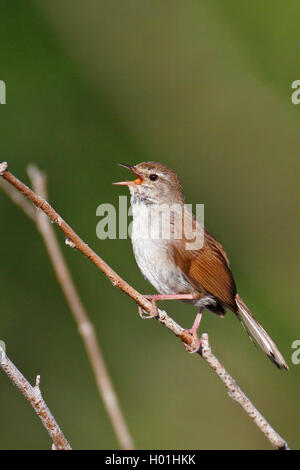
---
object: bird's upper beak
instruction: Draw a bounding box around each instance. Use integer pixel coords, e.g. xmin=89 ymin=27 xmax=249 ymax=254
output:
xmin=112 ymin=163 xmax=144 ymax=186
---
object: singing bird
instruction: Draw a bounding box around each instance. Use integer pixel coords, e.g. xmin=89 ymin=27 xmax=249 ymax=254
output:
xmin=114 ymin=161 xmax=288 ymax=370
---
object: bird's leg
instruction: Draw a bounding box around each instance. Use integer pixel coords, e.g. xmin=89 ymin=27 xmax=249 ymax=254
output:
xmin=183 ymin=308 xmax=203 ymax=353
xmin=138 ymin=293 xmax=195 ymax=319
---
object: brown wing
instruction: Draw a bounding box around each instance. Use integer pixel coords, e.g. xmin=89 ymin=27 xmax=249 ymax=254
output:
xmin=172 ymin=228 xmax=237 ymax=311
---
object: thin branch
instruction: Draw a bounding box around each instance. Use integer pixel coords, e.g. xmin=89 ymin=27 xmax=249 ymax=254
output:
xmin=1 ymin=162 xmax=134 ymax=449
xmin=0 ymin=177 xmax=36 ymax=221
xmin=0 ymin=162 xmax=289 ymax=450
xmin=200 ymin=334 xmax=289 ymax=449
xmin=26 ymin=165 xmax=134 ymax=450
xmin=0 ymin=345 xmax=71 ymax=450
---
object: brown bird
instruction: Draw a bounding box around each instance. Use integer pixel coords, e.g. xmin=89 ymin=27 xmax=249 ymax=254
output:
xmin=114 ymin=161 xmax=288 ymax=370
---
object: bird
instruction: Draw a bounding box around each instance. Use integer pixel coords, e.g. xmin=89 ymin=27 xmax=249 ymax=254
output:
xmin=113 ymin=161 xmax=288 ymax=370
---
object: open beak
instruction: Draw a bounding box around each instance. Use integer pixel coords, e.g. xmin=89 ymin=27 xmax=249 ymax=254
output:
xmin=112 ymin=163 xmax=144 ymax=186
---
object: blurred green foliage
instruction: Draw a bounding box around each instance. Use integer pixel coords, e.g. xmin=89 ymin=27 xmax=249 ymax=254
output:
xmin=0 ymin=0 xmax=299 ymax=449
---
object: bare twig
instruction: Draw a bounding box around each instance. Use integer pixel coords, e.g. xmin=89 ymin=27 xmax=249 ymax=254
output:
xmin=0 ymin=344 xmax=71 ymax=450
xmin=0 ymin=177 xmax=36 ymax=220
xmin=0 ymin=162 xmax=289 ymax=450
xmin=1 ymin=165 xmax=134 ymax=449
xmin=200 ymin=334 xmax=289 ymax=449
xmin=26 ymin=165 xmax=134 ymax=450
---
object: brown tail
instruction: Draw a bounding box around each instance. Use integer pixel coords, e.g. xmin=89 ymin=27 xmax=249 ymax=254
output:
xmin=235 ymin=294 xmax=288 ymax=370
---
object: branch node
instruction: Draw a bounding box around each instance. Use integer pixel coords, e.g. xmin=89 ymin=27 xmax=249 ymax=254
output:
xmin=35 ymin=374 xmax=41 ymax=390
xmin=65 ymin=238 xmax=76 ymax=248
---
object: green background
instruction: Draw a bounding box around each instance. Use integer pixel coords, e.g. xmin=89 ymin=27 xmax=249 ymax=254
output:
xmin=0 ymin=0 xmax=299 ymax=449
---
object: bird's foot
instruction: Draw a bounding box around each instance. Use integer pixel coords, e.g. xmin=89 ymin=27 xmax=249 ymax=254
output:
xmin=138 ymin=296 xmax=159 ymax=319
xmin=182 ymin=309 xmax=203 ymax=354
xmin=183 ymin=331 xmax=202 ymax=353
xmin=138 ymin=293 xmax=195 ymax=320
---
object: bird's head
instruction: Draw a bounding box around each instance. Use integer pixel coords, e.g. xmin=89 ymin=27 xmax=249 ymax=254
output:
xmin=113 ymin=161 xmax=184 ymax=204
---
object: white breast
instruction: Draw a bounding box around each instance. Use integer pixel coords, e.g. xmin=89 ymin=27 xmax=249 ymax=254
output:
xmin=130 ymin=201 xmax=193 ymax=295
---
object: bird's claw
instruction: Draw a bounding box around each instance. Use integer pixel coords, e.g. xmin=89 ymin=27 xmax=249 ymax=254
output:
xmin=183 ymin=329 xmax=202 ymax=354
xmin=138 ymin=298 xmax=158 ymax=319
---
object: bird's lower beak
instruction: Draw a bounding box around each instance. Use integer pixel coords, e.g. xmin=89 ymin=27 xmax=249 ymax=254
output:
xmin=112 ymin=163 xmax=144 ymax=186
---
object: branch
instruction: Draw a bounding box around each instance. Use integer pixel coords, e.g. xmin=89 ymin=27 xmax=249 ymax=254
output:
xmin=0 ymin=344 xmax=71 ymax=450
xmin=0 ymin=162 xmax=289 ymax=450
xmin=200 ymin=334 xmax=289 ymax=450
xmin=0 ymin=176 xmax=36 ymax=221
xmin=0 ymin=164 xmax=134 ymax=450
xmin=26 ymin=165 xmax=134 ymax=450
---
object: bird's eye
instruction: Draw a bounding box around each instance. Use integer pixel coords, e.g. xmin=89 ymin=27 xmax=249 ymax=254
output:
xmin=149 ymin=174 xmax=158 ymax=181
